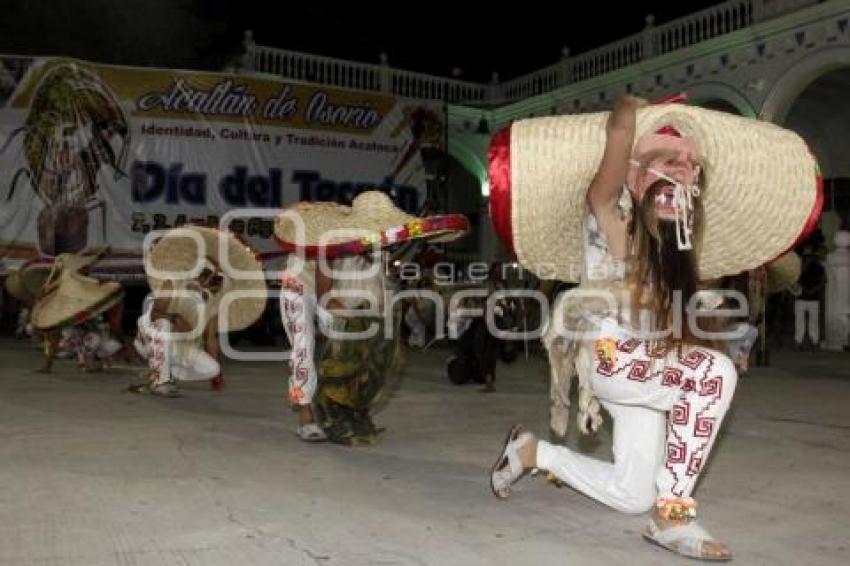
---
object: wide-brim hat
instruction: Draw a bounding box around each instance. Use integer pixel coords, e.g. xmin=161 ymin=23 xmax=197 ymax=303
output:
xmin=4 ymin=271 xmax=29 ymax=303
xmin=4 ymin=260 xmax=52 ymax=305
xmin=31 ymin=254 xmax=124 ymax=330
xmin=146 ymin=226 xmax=267 ymax=332
xmin=489 ymin=105 xmax=822 ymax=282
xmin=766 ymin=252 xmax=802 ymax=294
xmin=273 ymin=191 xmax=470 ymax=258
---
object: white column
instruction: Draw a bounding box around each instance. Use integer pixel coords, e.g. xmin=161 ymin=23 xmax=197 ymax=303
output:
xmin=825 ymin=230 xmax=850 ymax=351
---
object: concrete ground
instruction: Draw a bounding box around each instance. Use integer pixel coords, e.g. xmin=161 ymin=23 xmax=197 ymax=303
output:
xmin=0 ymin=337 xmax=848 ymax=566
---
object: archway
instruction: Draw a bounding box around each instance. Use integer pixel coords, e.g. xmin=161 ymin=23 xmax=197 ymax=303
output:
xmin=771 ymin=58 xmax=850 ymax=242
xmin=687 ymin=82 xmax=756 ymax=117
xmin=760 ymin=47 xmax=850 ymax=124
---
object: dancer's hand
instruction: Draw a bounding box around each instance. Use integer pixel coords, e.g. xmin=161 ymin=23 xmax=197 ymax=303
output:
xmin=607 ymin=95 xmax=648 ymax=133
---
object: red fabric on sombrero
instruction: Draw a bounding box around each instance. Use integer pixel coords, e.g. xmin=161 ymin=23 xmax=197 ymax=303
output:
xmin=273 ymin=214 xmax=469 ymax=259
xmin=779 ymin=158 xmax=824 ymax=260
xmin=488 ymin=126 xmax=514 ymax=255
xmin=655 ymin=125 xmax=682 ymax=137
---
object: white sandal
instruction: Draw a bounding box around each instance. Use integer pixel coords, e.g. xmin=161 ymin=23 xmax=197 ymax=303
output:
xmin=643 ymin=517 xmax=732 ymax=562
xmin=296 ymin=423 xmax=327 ymax=443
xmin=490 ymin=424 xmax=534 ymax=499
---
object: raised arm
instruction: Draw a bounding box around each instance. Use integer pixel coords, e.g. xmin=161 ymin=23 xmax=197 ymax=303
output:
xmin=587 ymin=96 xmax=646 ymax=215
xmin=586 ymin=96 xmax=647 ymax=259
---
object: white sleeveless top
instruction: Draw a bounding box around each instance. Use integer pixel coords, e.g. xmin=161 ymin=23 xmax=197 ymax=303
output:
xmin=582 ymin=212 xmax=626 ymax=282
xmin=579 ymin=189 xmax=639 ymax=339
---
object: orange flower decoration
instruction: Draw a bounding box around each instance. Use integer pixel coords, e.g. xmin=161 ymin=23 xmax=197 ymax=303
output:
xmin=405 ymin=220 xmax=425 ymax=237
xmin=595 ymin=337 xmax=618 ymax=368
xmin=289 ymin=387 xmax=305 ymax=405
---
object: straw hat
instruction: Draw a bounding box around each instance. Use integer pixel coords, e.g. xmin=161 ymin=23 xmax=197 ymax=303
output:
xmin=273 ymin=191 xmax=469 ymax=258
xmin=31 ymin=254 xmax=124 ymax=330
xmin=4 ymin=261 xmax=50 ymax=305
xmin=489 ymin=105 xmax=822 ymax=282
xmin=765 ymin=252 xmax=802 ymax=294
xmin=146 ymin=226 xmax=267 ymax=332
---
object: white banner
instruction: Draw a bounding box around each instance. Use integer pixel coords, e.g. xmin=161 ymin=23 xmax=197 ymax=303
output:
xmin=0 ymin=57 xmax=445 ymax=266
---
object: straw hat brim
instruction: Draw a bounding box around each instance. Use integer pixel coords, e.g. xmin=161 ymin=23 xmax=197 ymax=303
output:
xmin=4 ymin=262 xmax=51 ymax=304
xmin=493 ymin=105 xmax=822 ymax=282
xmin=4 ymin=271 xmax=34 ymax=304
xmin=31 ymin=273 xmax=124 ymax=330
xmin=146 ymin=226 xmax=267 ymax=332
xmin=766 ymin=252 xmax=802 ymax=294
xmin=274 ymin=191 xmax=469 ymax=258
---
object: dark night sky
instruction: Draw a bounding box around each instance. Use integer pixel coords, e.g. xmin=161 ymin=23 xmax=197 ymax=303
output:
xmin=1 ymin=0 xmax=722 ymax=82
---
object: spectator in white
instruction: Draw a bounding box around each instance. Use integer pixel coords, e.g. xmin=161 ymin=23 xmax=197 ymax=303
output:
xmin=793 ymin=246 xmax=826 ymax=350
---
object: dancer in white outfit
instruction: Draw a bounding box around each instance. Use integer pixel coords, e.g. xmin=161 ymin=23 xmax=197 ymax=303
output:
xmin=274 ymin=191 xmax=469 ymax=442
xmin=132 ymin=288 xmax=220 ymax=396
xmin=279 ymin=256 xmax=335 ymax=441
xmin=487 ymin=96 xmax=822 ymax=561
xmin=131 ymin=225 xmax=267 ymax=397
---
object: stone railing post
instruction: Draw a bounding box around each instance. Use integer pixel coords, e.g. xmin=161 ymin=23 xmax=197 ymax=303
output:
xmin=240 ymin=29 xmax=256 ymax=73
xmin=487 ymin=72 xmax=501 ymax=103
xmin=559 ymin=46 xmax=573 ymax=87
xmin=379 ymin=53 xmax=390 ymax=93
xmin=642 ymin=14 xmax=656 ymax=60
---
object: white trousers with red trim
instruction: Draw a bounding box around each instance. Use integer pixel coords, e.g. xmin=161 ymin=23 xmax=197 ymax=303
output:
xmin=537 ymin=331 xmax=737 ymax=514
xmin=134 ymin=315 xmax=219 ymax=386
xmin=280 ymin=286 xmax=336 ymax=406
xmin=280 ymin=288 xmax=319 ymax=406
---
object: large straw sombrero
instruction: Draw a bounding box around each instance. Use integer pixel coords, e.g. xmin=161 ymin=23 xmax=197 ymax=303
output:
xmin=273 ymin=191 xmax=469 ymax=258
xmin=765 ymin=252 xmax=802 ymax=294
xmin=4 ymin=261 xmax=51 ymax=305
xmin=146 ymin=226 xmax=267 ymax=332
xmin=489 ymin=105 xmax=822 ymax=282
xmin=31 ymin=254 xmax=124 ymax=330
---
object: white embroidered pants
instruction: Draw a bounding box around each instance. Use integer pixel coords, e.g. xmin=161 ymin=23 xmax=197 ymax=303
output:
xmin=135 ymin=315 xmax=219 ymax=385
xmin=279 ymin=286 xmax=332 ymax=406
xmin=537 ymin=335 xmax=737 ymax=513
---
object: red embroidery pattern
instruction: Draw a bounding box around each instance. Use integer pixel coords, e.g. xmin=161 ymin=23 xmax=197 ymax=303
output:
xmin=699 ymin=375 xmax=722 ymax=397
xmin=662 ymin=368 xmax=683 ymax=387
xmin=591 ymin=338 xmax=736 ymax=498
xmin=667 ymin=442 xmax=686 ymax=464
xmin=680 ymin=350 xmax=708 ymax=370
xmin=628 ymin=360 xmax=651 ymax=382
xmin=693 ymin=416 xmax=715 ymax=438
xmin=686 ymin=454 xmax=703 ymax=476
xmin=671 ymin=402 xmax=690 ymax=425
